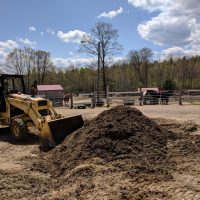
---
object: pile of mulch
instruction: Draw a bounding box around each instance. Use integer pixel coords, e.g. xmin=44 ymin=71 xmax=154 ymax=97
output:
xmin=29 ymin=106 xmax=180 ymax=199
xmin=34 ymin=106 xmax=175 ymax=175
xmin=33 ymin=106 xmax=175 ymax=178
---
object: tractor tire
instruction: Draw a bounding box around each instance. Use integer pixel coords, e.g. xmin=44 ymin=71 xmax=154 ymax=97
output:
xmin=11 ymin=118 xmax=28 ymax=141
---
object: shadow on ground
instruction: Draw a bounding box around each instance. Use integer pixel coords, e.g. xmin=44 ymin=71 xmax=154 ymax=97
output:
xmin=0 ymin=128 xmax=39 ymax=145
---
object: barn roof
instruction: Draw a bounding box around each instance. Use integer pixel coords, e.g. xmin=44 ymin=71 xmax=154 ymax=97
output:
xmin=37 ymin=85 xmax=64 ymax=91
xmin=139 ymin=87 xmax=160 ymax=92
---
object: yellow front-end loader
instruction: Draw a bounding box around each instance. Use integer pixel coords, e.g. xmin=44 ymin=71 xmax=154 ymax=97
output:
xmin=0 ymin=74 xmax=83 ymax=149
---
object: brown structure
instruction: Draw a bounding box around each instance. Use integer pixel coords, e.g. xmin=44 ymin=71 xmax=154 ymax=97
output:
xmin=37 ymin=85 xmax=64 ymax=106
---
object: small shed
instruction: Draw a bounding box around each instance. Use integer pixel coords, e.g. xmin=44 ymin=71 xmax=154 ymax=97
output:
xmin=138 ymin=87 xmax=160 ymax=93
xmin=37 ymin=85 xmax=64 ymax=106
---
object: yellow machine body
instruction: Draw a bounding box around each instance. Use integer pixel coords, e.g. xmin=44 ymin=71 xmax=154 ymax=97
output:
xmin=0 ymin=74 xmax=83 ymax=149
xmin=7 ymin=94 xmax=83 ymax=148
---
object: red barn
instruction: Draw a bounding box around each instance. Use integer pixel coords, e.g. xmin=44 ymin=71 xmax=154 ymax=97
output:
xmin=37 ymin=85 xmax=64 ymax=106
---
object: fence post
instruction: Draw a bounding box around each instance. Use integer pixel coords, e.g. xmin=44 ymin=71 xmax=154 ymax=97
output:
xmin=106 ymin=85 xmax=110 ymax=107
xmin=179 ymin=90 xmax=182 ymax=105
xmin=70 ymin=93 xmax=73 ymax=109
xmin=139 ymin=87 xmax=143 ymax=106
xmin=91 ymin=91 xmax=95 ymax=108
xmin=159 ymin=92 xmax=161 ymax=105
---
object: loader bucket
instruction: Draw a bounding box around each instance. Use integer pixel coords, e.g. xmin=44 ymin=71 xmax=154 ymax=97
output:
xmin=48 ymin=115 xmax=84 ymax=145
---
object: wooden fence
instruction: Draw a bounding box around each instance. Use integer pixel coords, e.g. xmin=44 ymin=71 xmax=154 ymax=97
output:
xmin=43 ymin=89 xmax=200 ymax=108
xmin=77 ymin=89 xmax=200 ymax=108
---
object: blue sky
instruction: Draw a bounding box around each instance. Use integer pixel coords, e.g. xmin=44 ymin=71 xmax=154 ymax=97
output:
xmin=0 ymin=0 xmax=200 ymax=67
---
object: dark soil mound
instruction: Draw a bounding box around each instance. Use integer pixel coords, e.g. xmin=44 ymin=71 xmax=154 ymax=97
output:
xmin=34 ymin=106 xmax=175 ymax=177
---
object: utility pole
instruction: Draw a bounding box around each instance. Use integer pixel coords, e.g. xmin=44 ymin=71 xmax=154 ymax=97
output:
xmin=97 ymin=41 xmax=100 ymax=100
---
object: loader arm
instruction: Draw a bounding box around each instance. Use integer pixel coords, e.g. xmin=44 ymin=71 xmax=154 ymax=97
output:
xmin=7 ymin=96 xmax=56 ymax=147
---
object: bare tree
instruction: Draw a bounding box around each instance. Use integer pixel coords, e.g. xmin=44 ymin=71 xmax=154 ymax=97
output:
xmin=24 ymin=47 xmax=35 ymax=91
xmin=6 ymin=48 xmax=25 ymax=75
xmin=6 ymin=48 xmax=35 ymax=92
xmin=128 ymin=48 xmax=152 ymax=87
xmin=34 ymin=50 xmax=52 ymax=84
xmin=81 ymin=22 xmax=122 ymax=92
xmin=5 ymin=48 xmax=53 ymax=87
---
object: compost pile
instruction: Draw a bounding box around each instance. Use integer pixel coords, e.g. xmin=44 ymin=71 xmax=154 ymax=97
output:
xmin=34 ymin=106 xmax=175 ymax=178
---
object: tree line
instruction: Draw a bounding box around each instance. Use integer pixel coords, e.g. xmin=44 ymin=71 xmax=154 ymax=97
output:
xmin=4 ymin=21 xmax=200 ymax=93
xmin=5 ymin=46 xmax=200 ymax=93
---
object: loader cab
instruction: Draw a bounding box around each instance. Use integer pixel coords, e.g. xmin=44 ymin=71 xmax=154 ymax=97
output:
xmin=0 ymin=82 xmax=5 ymax=112
xmin=0 ymin=74 xmax=26 ymax=94
xmin=0 ymin=74 xmax=26 ymax=112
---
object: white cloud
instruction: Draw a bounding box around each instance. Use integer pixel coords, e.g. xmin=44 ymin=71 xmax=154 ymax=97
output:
xmin=29 ymin=26 xmax=36 ymax=32
xmin=97 ymin=7 xmax=123 ymax=19
xmin=0 ymin=40 xmax=18 ymax=60
xmin=19 ymin=38 xmax=37 ymax=47
xmin=40 ymin=32 xmax=44 ymax=36
xmin=138 ymin=13 xmax=194 ymax=46
xmin=0 ymin=40 xmax=18 ymax=50
xmin=46 ymin=28 xmax=55 ymax=35
xmin=53 ymin=57 xmax=93 ymax=68
xmin=53 ymin=56 xmax=126 ymax=68
xmin=69 ymin=52 xmax=74 ymax=56
xmin=160 ymin=46 xmax=200 ymax=60
xmin=0 ymin=51 xmax=7 ymax=60
xmin=128 ymin=0 xmax=200 ymax=16
xmin=128 ymin=0 xmax=200 ymax=56
xmin=162 ymin=47 xmax=198 ymax=56
xmin=57 ymin=30 xmax=87 ymax=44
xmin=128 ymin=0 xmax=171 ymax=12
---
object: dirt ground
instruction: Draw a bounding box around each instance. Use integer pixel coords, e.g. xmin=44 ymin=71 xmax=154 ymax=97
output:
xmin=0 ymin=105 xmax=200 ymax=200
xmin=57 ymin=104 xmax=200 ymax=124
